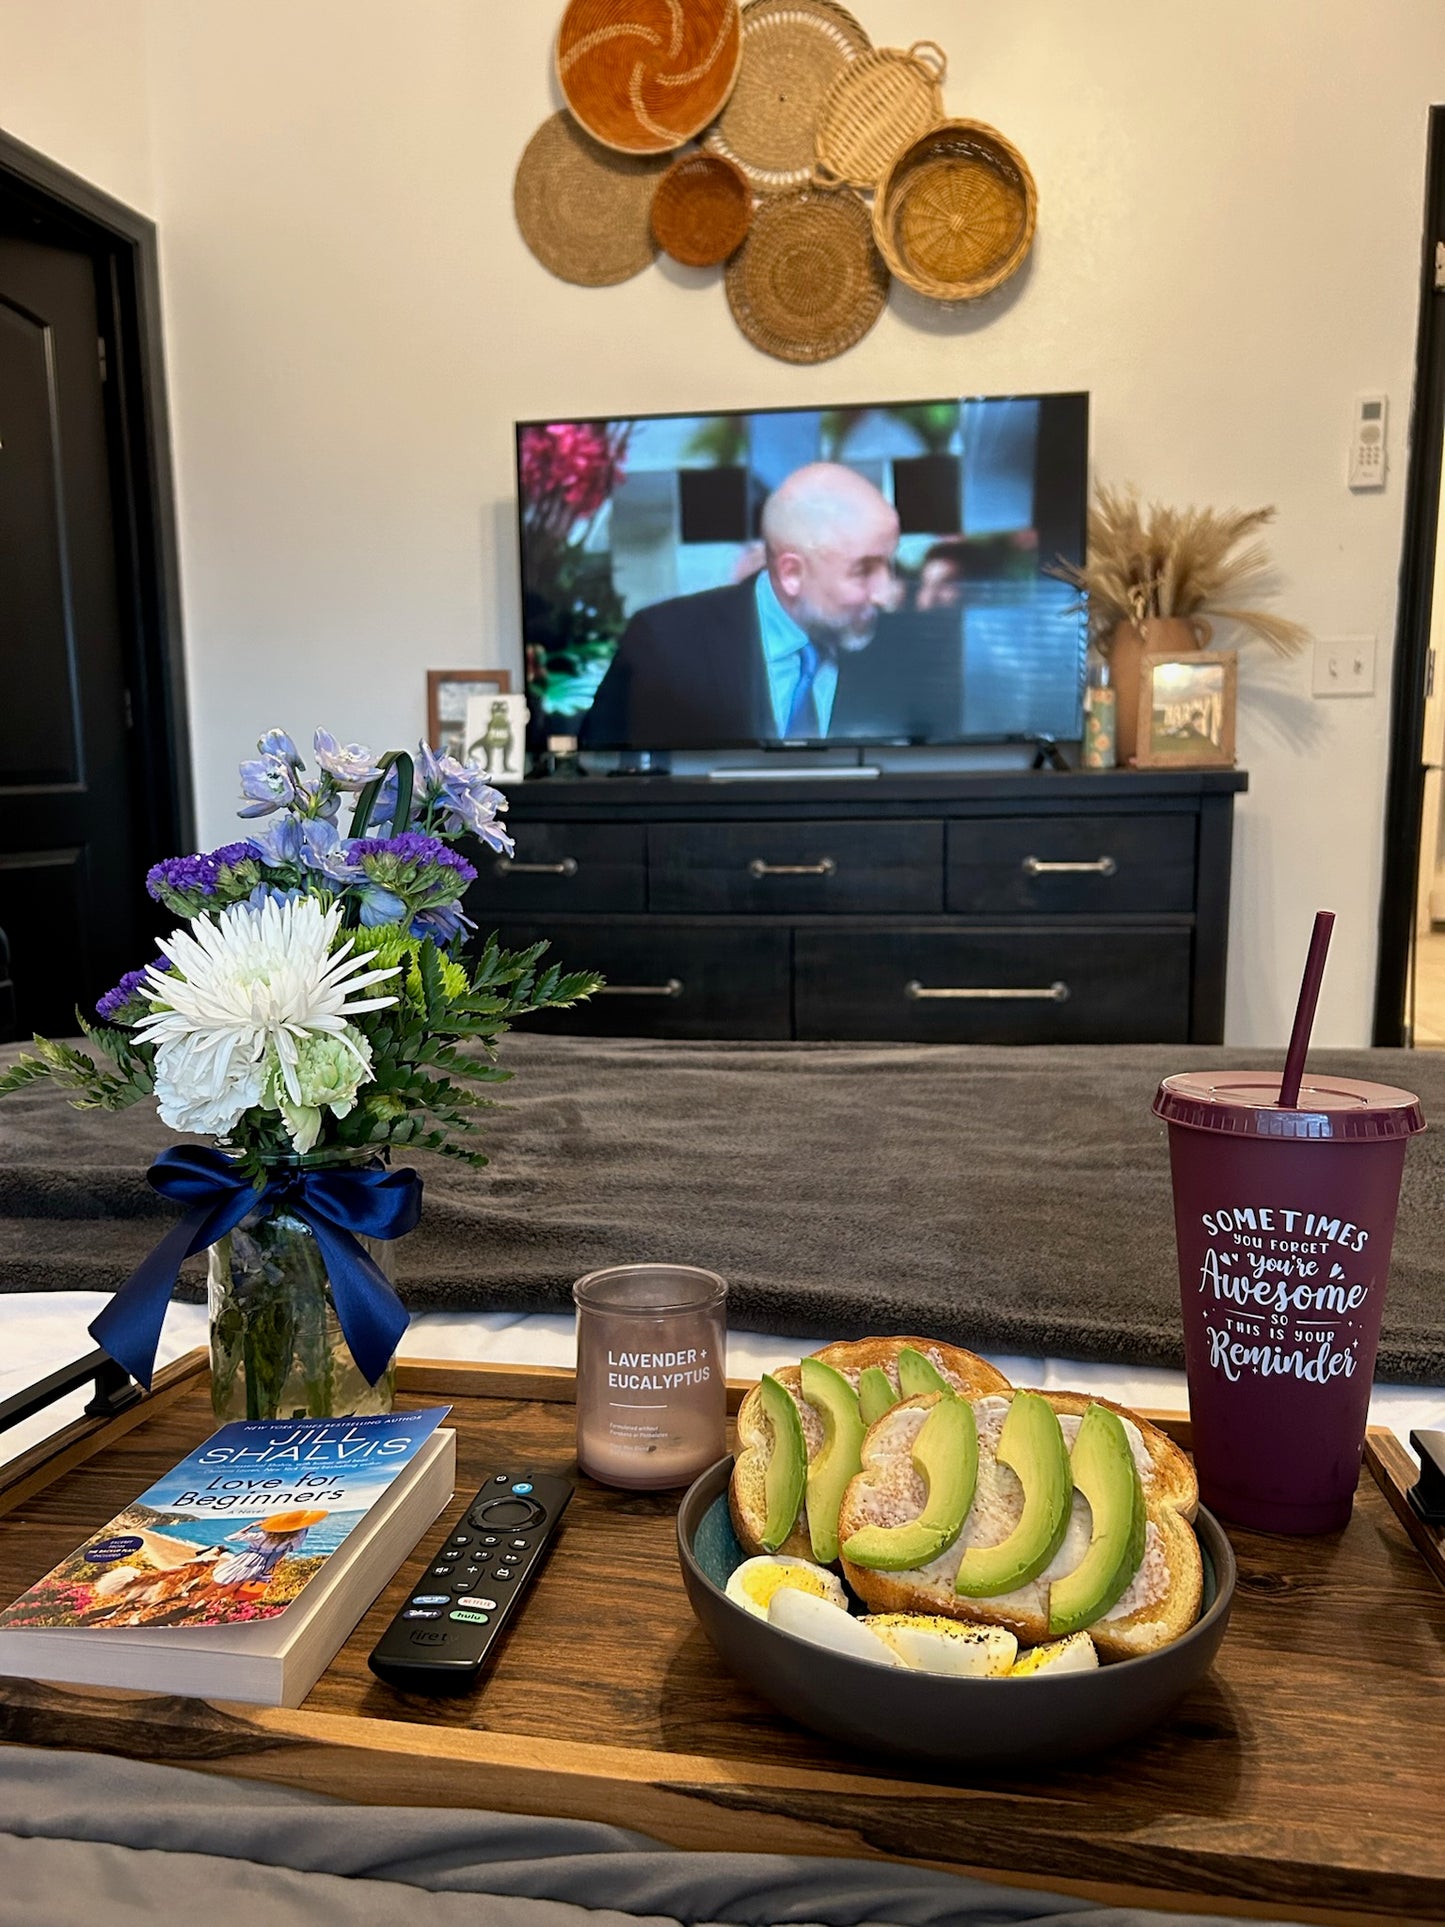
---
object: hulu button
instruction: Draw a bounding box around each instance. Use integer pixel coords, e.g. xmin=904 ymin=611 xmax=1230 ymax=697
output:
xmin=450 ymin=1609 xmax=490 ymax=1624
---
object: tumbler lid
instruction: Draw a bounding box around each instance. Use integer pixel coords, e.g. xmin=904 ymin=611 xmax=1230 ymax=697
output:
xmin=1153 ymin=1070 xmax=1425 ymax=1141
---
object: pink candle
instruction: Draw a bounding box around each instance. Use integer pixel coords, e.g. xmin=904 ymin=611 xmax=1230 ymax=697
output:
xmin=573 ymin=1265 xmax=727 ymax=1490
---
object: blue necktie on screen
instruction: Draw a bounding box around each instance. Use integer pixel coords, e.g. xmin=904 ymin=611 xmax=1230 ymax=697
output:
xmin=786 ymin=642 xmax=823 ymax=738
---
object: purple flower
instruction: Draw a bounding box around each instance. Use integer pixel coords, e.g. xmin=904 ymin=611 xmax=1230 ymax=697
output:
xmin=313 ymin=729 xmax=384 ymax=790
xmin=414 ymin=743 xmax=515 ymax=855
xmin=96 ymin=960 xmax=167 ymax=1024
xmin=247 ymin=813 xmax=342 ymax=873
xmin=145 ymin=842 xmax=263 ymax=911
xmin=410 ymin=902 xmax=476 ymax=946
xmin=352 ymin=831 xmax=476 ymax=882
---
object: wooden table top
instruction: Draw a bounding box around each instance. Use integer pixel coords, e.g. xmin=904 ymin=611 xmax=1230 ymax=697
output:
xmin=0 ymin=1355 xmax=1441 ymax=1926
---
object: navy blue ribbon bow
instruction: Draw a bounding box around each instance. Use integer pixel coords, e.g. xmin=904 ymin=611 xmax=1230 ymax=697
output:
xmin=91 ymin=1144 xmax=422 ymax=1392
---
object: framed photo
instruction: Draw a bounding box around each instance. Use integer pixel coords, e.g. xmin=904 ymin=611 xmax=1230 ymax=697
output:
xmin=427 ymin=669 xmax=511 ymax=761
xmin=464 ymin=691 xmax=529 ymax=784
xmin=1135 ymin=650 xmax=1237 ymax=768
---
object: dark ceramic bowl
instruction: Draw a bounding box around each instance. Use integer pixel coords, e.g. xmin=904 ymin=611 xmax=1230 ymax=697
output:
xmin=676 ymin=1455 xmax=1236 ymax=1766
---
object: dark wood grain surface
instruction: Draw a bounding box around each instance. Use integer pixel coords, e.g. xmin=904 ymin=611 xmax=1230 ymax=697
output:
xmin=1 ymin=1357 xmax=1442 ymax=1925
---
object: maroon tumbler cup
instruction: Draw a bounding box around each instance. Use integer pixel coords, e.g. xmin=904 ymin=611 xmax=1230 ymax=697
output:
xmin=1153 ymin=1071 xmax=1424 ymax=1534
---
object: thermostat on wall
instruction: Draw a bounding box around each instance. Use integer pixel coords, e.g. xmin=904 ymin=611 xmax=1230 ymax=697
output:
xmin=1349 ymin=393 xmax=1388 ymax=490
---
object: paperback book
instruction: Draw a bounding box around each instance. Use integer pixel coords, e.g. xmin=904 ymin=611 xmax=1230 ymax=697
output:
xmin=0 ymin=1406 xmax=455 ymax=1706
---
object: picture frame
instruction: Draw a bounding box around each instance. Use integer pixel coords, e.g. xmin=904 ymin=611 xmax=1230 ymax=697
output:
xmin=427 ymin=669 xmax=512 ymax=761
xmin=1134 ymin=649 xmax=1237 ymax=769
xmin=464 ymin=691 xmax=529 ymax=785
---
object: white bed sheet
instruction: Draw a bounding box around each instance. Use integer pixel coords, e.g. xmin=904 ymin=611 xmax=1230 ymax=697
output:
xmin=1 ymin=1293 xmax=1441 ymax=1472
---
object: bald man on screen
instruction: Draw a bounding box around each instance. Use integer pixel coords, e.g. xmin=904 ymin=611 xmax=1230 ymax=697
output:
xmin=581 ymin=463 xmax=906 ymax=750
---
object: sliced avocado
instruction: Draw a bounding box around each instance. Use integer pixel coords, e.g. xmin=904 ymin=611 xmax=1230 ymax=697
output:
xmin=857 ymin=1365 xmax=896 ymax=1427
xmin=954 ymin=1391 xmax=1071 ymax=1597
xmin=799 ymin=1357 xmax=867 ymax=1564
xmin=758 ymin=1374 xmax=807 ymax=1553
xmin=841 ymin=1396 xmax=978 ymax=1571
xmin=1047 ymin=1404 xmax=1147 ymax=1636
xmin=896 ymin=1346 xmax=953 ymax=1400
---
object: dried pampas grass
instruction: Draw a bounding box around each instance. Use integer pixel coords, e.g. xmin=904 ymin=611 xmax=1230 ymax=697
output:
xmin=1049 ymin=484 xmax=1309 ymax=656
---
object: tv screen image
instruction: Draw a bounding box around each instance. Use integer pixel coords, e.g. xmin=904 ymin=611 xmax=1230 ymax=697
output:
xmin=515 ymin=393 xmax=1089 ymax=753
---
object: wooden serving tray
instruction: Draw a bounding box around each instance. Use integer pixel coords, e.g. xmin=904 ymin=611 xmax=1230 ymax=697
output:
xmin=0 ymin=1355 xmax=1443 ymax=1926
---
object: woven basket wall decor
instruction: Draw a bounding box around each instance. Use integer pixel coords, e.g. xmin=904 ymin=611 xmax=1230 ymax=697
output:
xmin=556 ymin=0 xmax=743 ymax=155
xmin=814 ymin=40 xmax=946 ymax=190
xmin=651 ymin=153 xmax=753 ymax=266
xmin=724 ymin=183 xmax=887 ymax=363
xmin=514 ymin=112 xmax=670 ymax=286
xmin=704 ymin=0 xmax=870 ymax=194
xmin=873 ymin=118 xmax=1037 ymax=300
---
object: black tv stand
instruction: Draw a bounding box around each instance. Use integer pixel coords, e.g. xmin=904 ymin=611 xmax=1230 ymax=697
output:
xmin=465 ymin=768 xmax=1246 ymax=1044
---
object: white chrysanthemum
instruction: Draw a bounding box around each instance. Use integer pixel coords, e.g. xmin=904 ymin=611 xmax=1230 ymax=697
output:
xmin=136 ymin=897 xmax=399 ymax=1140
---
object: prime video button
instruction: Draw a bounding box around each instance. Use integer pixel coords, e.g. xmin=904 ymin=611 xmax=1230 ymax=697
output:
xmin=458 ymin=1596 xmax=498 ymax=1610
xmin=450 ymin=1609 xmax=491 ymax=1624
xmin=410 ymin=1594 xmax=451 ymax=1607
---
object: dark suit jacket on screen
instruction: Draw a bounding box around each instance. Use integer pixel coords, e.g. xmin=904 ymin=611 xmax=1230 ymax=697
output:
xmin=580 ymin=578 xmax=962 ymax=750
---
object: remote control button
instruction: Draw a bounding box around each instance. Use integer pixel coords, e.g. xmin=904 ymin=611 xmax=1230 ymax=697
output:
xmin=450 ymin=1533 xmax=473 ymax=1547
xmin=511 ymin=1482 xmax=533 ymax=1494
xmin=494 ymin=1568 xmax=513 ymax=1582
xmin=509 ymin=1538 xmax=530 ymax=1550
xmin=493 ymin=1473 xmax=509 ymax=1483
xmin=431 ymin=1567 xmax=454 ymax=1579
xmin=450 ymin=1609 xmax=490 ymax=1623
xmin=410 ymin=1594 xmax=451 ymax=1607
xmin=474 ymin=1497 xmax=546 ymax=1530
xmin=481 ymin=1535 xmax=499 ymax=1546
xmin=458 ymin=1595 xmax=497 ymax=1610
xmin=403 ymin=1608 xmax=442 ymax=1619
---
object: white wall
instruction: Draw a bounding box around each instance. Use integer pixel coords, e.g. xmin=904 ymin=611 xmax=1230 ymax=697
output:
xmin=5 ymin=1 xmax=1444 ymax=1044
xmin=0 ymin=0 xmax=153 ymax=212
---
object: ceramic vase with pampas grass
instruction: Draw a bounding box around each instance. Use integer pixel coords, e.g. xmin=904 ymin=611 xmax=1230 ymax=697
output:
xmin=1050 ymin=485 xmax=1309 ymax=765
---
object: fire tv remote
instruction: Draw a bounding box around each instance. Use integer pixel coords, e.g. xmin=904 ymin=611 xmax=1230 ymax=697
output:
xmin=368 ymin=1469 xmax=573 ymax=1693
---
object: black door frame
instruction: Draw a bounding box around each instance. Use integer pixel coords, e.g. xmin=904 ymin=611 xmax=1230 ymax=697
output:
xmin=1375 ymin=106 xmax=1445 ymax=1045
xmin=0 ymin=125 xmax=192 ymax=864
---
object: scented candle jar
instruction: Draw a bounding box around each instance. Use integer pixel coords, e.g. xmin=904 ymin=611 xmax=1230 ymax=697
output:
xmin=573 ymin=1264 xmax=727 ymax=1489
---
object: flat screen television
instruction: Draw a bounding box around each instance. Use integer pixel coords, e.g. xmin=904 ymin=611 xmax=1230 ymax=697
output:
xmin=515 ymin=392 xmax=1089 ymax=753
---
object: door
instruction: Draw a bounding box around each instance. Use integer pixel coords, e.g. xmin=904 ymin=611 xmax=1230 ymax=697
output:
xmin=0 ymin=227 xmax=151 ymax=1036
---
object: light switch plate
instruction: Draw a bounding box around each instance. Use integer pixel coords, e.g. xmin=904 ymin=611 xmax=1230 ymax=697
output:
xmin=1312 ymin=636 xmax=1376 ymax=697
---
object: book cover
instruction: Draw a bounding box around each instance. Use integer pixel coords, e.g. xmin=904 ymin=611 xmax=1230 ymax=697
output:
xmin=0 ymin=1406 xmax=449 ymax=1634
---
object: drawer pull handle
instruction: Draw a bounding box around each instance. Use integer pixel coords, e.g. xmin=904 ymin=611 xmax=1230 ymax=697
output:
xmin=905 ymin=980 xmax=1070 ymax=1004
xmin=597 ymin=978 xmax=684 ymax=999
xmin=495 ymin=857 xmax=578 ymax=878
xmin=748 ymin=857 xmax=837 ymax=878
xmin=1022 ymin=855 xmax=1116 ymax=878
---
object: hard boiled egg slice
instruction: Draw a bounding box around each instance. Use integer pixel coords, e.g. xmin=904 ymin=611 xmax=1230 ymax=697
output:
xmin=725 ymin=1555 xmax=847 ymax=1621
xmin=1009 ymin=1631 xmax=1099 ymax=1677
xmin=768 ymin=1586 xmax=903 ymax=1666
xmin=863 ymin=1613 xmax=1017 ymax=1677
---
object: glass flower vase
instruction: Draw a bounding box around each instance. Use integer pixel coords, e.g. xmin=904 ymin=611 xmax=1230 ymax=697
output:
xmin=206 ymin=1155 xmax=399 ymax=1422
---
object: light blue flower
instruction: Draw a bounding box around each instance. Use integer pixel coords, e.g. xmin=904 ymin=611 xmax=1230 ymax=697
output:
xmin=357 ymin=884 xmax=407 ymax=926
xmin=313 ymin=729 xmax=384 ymax=790
xmin=411 ymin=902 xmax=476 ymax=946
xmin=238 ymin=752 xmax=301 ymax=817
xmin=257 ymin=728 xmax=303 ymax=768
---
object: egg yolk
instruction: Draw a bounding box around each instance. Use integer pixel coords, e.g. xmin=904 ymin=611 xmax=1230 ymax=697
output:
xmin=740 ymin=1564 xmax=835 ymax=1610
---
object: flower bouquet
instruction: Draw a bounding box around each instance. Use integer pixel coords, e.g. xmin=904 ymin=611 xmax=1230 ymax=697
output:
xmin=0 ymin=728 xmax=599 ymax=1421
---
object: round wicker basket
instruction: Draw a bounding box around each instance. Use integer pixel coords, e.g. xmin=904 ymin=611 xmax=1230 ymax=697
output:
xmin=724 ymin=183 xmax=887 ymax=363
xmin=814 ymin=41 xmax=946 ymax=191
xmin=704 ymin=0 xmax=870 ymax=194
xmin=651 ymin=153 xmax=753 ymax=266
xmin=872 ymin=118 xmax=1037 ymax=300
xmin=556 ymin=0 xmax=743 ymax=156
xmin=514 ymin=112 xmax=669 ymax=286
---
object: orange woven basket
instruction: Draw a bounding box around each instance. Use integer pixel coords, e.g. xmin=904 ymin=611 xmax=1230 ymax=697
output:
xmin=651 ymin=153 xmax=753 ymax=266
xmin=557 ymin=0 xmax=743 ymax=156
xmin=873 ymin=118 xmax=1037 ymax=301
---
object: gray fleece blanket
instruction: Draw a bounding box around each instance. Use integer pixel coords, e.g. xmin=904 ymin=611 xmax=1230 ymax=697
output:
xmin=2 ymin=1037 xmax=1443 ymax=1380
xmin=0 ymin=1748 xmax=1315 ymax=1926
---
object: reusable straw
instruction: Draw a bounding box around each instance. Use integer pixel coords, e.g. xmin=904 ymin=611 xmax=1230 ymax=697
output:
xmin=1278 ymin=910 xmax=1336 ymax=1108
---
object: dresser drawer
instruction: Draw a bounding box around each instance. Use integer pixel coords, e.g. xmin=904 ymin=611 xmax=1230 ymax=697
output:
xmin=649 ymin=820 xmax=943 ymax=915
xmin=795 ymin=926 xmax=1192 ymax=1043
xmin=946 ymin=814 xmax=1196 ymax=916
xmin=465 ymin=823 xmax=645 ymax=915
xmin=489 ymin=922 xmax=791 ymax=1038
